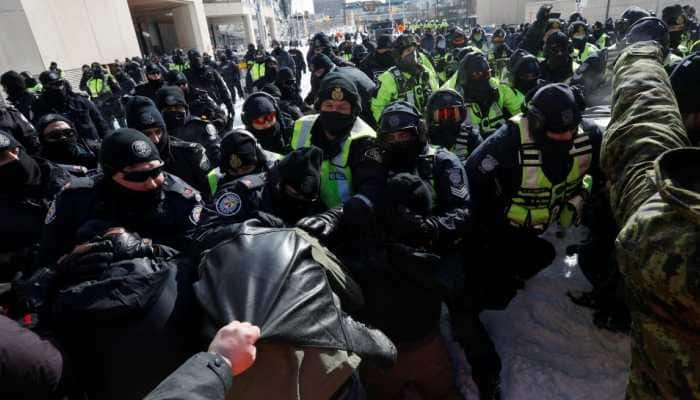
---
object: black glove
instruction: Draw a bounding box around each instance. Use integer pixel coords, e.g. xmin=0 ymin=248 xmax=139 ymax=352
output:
xmin=537 ymin=4 xmax=552 ymax=22
xmin=253 ymin=211 xmax=286 ymax=228
xmin=296 ymin=206 xmax=343 ymax=240
xmin=106 ymin=230 xmax=156 ymax=261
xmin=390 ymin=205 xmax=440 ymax=246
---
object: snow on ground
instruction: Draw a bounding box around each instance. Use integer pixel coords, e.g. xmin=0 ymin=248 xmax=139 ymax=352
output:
xmin=237 ymin=53 xmax=631 ymax=399
xmin=452 ymin=225 xmax=631 ymax=399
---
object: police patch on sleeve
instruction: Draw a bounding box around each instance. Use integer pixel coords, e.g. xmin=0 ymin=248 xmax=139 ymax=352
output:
xmin=448 ymin=168 xmax=463 ymax=185
xmin=215 ymin=192 xmax=242 ymax=217
xmin=363 ymin=147 xmax=382 ymax=163
xmin=479 ymin=154 xmax=499 ymax=173
xmin=447 ymin=168 xmax=468 ymax=198
xmin=189 ymin=205 xmax=203 ymax=224
xmin=131 ymin=140 xmax=152 ymax=158
xmin=45 ymin=200 xmax=57 ymax=224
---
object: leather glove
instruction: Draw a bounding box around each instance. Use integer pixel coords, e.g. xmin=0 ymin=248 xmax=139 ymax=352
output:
xmin=391 ymin=205 xmax=440 ymax=246
xmin=537 ymin=4 xmax=552 ymax=22
xmin=253 ymin=211 xmax=286 ymax=228
xmin=296 ymin=206 xmax=343 ymax=240
xmin=104 ymin=229 xmax=156 ymax=261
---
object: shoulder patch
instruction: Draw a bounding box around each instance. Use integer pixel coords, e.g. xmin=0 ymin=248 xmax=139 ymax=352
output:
xmin=199 ymin=153 xmax=211 ymax=170
xmin=45 ymin=200 xmax=57 ymax=224
xmin=205 ymin=123 xmax=218 ymax=138
xmin=448 ymin=168 xmax=463 ymax=186
xmin=479 ymin=154 xmax=499 ymax=173
xmin=363 ymin=147 xmax=382 ymax=163
xmin=214 ymin=192 xmax=242 ymax=217
xmin=189 ymin=205 xmax=203 ymax=224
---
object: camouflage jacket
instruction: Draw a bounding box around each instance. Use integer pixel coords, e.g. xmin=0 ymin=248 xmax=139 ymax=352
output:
xmin=603 ymin=41 xmax=699 ymax=399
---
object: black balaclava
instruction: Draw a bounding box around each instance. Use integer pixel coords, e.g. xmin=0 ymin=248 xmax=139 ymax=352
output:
xmin=0 ymin=71 xmax=27 ymax=99
xmin=378 ymin=101 xmax=424 ymax=172
xmin=275 ymin=67 xmax=298 ymax=99
xmin=220 ymin=130 xmax=261 ymax=180
xmin=545 ymin=31 xmax=571 ymax=70
xmin=273 ymin=147 xmax=322 ymax=223
xmin=513 ymin=55 xmax=541 ymax=95
xmin=265 ymin=57 xmax=279 ymax=81
xmin=459 ymin=54 xmax=497 ymax=108
xmin=40 ymin=72 xmax=68 ymax=106
xmin=242 ymin=93 xmax=283 ymax=152
xmin=188 ymin=49 xmax=204 ymax=71
xmin=91 ymin=63 xmax=104 ymax=79
xmin=0 ymin=130 xmax=41 ymax=190
xmin=37 ymin=114 xmax=81 ymax=162
xmin=309 ymin=54 xmax=336 ymax=101
xmin=314 ymin=72 xmax=361 ymax=157
xmin=125 ymin=96 xmax=170 ymax=156
xmin=99 ymin=128 xmax=164 ymax=208
xmin=156 ymin=86 xmax=189 ymax=132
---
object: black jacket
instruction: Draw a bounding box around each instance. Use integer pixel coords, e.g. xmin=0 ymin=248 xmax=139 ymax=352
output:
xmin=33 ymin=93 xmax=110 ymax=142
xmin=144 ymin=352 xmax=231 ymax=400
xmin=0 ymin=104 xmax=40 ymax=154
xmin=5 ymin=91 xmax=37 ymax=122
xmin=170 ymin=118 xmax=221 ymax=168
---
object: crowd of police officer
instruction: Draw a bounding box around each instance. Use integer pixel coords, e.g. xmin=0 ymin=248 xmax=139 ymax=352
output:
xmin=1 ymin=2 xmax=700 ymax=399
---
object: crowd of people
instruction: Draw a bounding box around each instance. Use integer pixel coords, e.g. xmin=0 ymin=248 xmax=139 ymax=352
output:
xmin=1 ymin=2 xmax=699 ymax=400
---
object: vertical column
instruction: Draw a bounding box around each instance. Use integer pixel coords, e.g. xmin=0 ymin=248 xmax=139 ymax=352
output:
xmin=172 ymin=0 xmax=213 ymax=52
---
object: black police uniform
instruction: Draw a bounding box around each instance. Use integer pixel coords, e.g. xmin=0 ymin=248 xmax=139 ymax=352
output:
xmin=0 ymin=105 xmax=40 ymax=154
xmin=33 ymin=92 xmax=110 ymax=142
xmin=288 ymin=48 xmax=307 ymax=83
xmin=38 ymin=172 xmax=203 ymax=267
xmin=219 ymin=59 xmax=245 ymax=103
xmin=185 ymin=66 xmax=234 ymax=127
xmin=172 ymin=118 xmax=221 ymax=167
xmin=134 ymin=80 xmax=165 ymax=102
xmin=359 ymin=49 xmax=396 ymax=82
xmin=5 ymin=90 xmax=37 ymax=122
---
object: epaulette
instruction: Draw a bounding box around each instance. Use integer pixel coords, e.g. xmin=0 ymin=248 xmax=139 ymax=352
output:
xmin=163 ymin=173 xmax=202 ymax=202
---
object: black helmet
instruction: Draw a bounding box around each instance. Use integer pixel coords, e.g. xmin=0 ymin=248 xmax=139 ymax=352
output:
xmin=378 ymin=100 xmax=427 ymax=147
xmin=568 ymin=21 xmax=589 ymax=38
xmin=492 ymin=28 xmax=507 ymax=43
xmin=662 ymin=4 xmax=686 ymax=32
xmin=615 ymin=6 xmax=652 ymax=37
xmin=425 ymin=89 xmax=467 ymax=127
xmin=569 ymin=12 xmax=587 ymax=24
xmin=449 ymin=27 xmax=467 ymax=46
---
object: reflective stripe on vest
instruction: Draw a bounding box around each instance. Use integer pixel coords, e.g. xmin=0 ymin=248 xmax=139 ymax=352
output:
xmin=87 ymin=78 xmax=111 ymax=98
xmin=390 ymin=67 xmax=432 ymax=112
xmin=251 ymin=63 xmax=265 ymax=81
xmin=291 ymin=114 xmax=376 ymax=208
xmin=467 ymin=101 xmax=505 ymax=134
xmin=505 ymin=115 xmax=592 ymax=231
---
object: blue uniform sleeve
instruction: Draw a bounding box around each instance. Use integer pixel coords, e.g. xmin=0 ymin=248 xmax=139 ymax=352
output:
xmin=431 ymin=150 xmax=472 ymax=246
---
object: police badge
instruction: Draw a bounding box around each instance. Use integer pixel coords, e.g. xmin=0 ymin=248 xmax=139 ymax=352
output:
xmin=131 ymin=140 xmax=152 ymax=158
xmin=332 ymin=87 xmax=344 ymax=101
xmin=229 ymin=154 xmax=243 ymax=169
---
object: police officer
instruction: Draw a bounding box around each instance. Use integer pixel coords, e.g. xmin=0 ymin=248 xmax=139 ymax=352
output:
xmin=591 ymin=21 xmax=610 ymax=49
xmin=165 ymin=70 xmax=228 ymax=132
xmin=308 ymin=32 xmax=354 ymax=68
xmin=507 ymin=51 xmax=543 ymax=104
xmin=185 ymin=49 xmax=234 ymax=130
xmin=442 ymin=53 xmax=523 ymax=138
xmin=488 ymin=29 xmax=513 ymax=81
xmin=569 ymin=21 xmax=599 ymax=63
xmin=36 ymin=114 xmax=98 ymax=169
xmin=134 ymin=63 xmax=165 ymax=102
xmin=33 ymin=71 xmax=110 ymax=142
xmin=125 ymin=96 xmax=211 ymax=197
xmin=461 ymin=84 xmax=604 ymax=398
xmin=85 ymin=63 xmax=123 ymax=128
xmin=541 ymin=31 xmax=578 ymax=83
xmin=155 ymin=86 xmax=221 ymax=167
xmin=469 ymin=26 xmax=489 ymax=52
xmin=245 ymin=49 xmax=267 ymax=93
xmin=270 ymin=40 xmax=297 ymax=75
xmin=37 ymin=129 xmax=202 ymax=267
xmin=288 ymin=40 xmax=307 ymax=84
xmin=170 ymin=49 xmax=189 ymax=72
xmin=290 ymin=72 xmax=386 ymax=231
xmin=359 ymin=35 xmax=395 ymax=82
xmin=0 ymin=130 xmax=82 ymax=279
xmin=425 ymin=89 xmax=482 ymax=164
xmin=371 ymin=34 xmax=439 ymax=123
xmin=219 ymin=52 xmax=245 ymax=104
xmin=275 ymin=67 xmax=312 ymax=114
xmin=0 ymin=99 xmax=39 ymax=155
xmin=250 ymin=56 xmax=280 ymax=92
xmin=241 ymin=92 xmax=294 ymax=154
xmin=339 ymin=33 xmax=355 ymax=62
xmin=1 ymin=70 xmax=37 ymax=122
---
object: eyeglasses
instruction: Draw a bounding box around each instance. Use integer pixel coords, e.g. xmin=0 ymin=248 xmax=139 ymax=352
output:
xmin=122 ymin=166 xmax=163 ymax=182
xmin=44 ymin=128 xmax=74 ymax=142
xmin=253 ymin=112 xmax=276 ymax=126
xmin=433 ymin=107 xmax=465 ymax=124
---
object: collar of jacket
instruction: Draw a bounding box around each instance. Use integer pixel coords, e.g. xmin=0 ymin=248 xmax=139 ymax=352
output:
xmin=655 ymin=147 xmax=700 ymax=224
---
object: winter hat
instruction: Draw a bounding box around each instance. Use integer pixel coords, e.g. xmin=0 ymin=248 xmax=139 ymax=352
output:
xmin=277 ymin=147 xmax=323 ymax=199
xmin=99 ymin=128 xmax=161 ymax=173
xmin=125 ymin=96 xmax=166 ymax=131
xmin=220 ymin=130 xmax=259 ymax=170
xmin=385 ymin=173 xmax=433 ymax=216
xmin=155 ymin=86 xmax=188 ymax=109
xmin=315 ymin=71 xmax=361 ymax=113
xmin=311 ymin=32 xmax=333 ymax=49
xmin=242 ymin=92 xmax=277 ymax=125
xmin=276 ymin=67 xmax=296 ymax=85
xmin=670 ymin=53 xmax=700 ymax=114
xmin=377 ymin=35 xmax=393 ymax=50
xmin=0 ymin=130 xmax=21 ymax=151
xmin=530 ymin=83 xmax=583 ymax=132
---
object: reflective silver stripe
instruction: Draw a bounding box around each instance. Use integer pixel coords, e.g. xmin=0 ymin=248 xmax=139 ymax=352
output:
xmin=295 ymin=117 xmax=316 ymax=149
xmin=352 ymin=193 xmax=374 ymax=209
xmin=333 ymin=164 xmax=351 ymax=202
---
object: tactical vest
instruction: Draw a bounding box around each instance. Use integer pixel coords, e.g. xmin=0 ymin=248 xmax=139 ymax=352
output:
xmin=87 ymin=77 xmax=111 ymax=98
xmin=169 ymin=62 xmax=190 ymax=72
xmin=506 ymin=115 xmax=592 ymax=232
xmin=573 ymin=43 xmax=598 ymax=63
xmin=251 ymin=63 xmax=266 ymax=81
xmin=291 ymin=114 xmax=376 ymax=208
xmin=467 ymin=101 xmax=505 ymax=137
xmin=389 ymin=67 xmax=433 ymax=113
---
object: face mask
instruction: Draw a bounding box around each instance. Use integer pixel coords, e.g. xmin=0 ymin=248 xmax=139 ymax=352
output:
xmin=429 ymin=124 xmax=460 ymax=148
xmin=252 ymin=123 xmax=282 ymax=149
xmin=381 ymin=139 xmax=422 ymax=171
xmin=92 ymin=68 xmax=103 ymax=77
xmin=45 ymin=85 xmax=68 ymax=104
xmin=546 ymin=53 xmax=569 ymax=69
xmin=256 ymin=56 xmax=264 ymax=63
xmin=266 ymin=67 xmax=278 ymax=80
xmin=162 ymin=111 xmax=187 ymax=130
xmin=541 ymin=138 xmax=574 ymax=156
xmin=670 ymin=31 xmax=682 ymax=49
xmin=190 ymin=57 xmax=203 ymax=69
xmin=515 ymin=78 xmax=538 ymax=95
xmin=397 ymin=50 xmax=419 ymax=72
xmin=319 ymin=112 xmax=355 ymax=137
xmin=465 ymin=78 xmax=495 ymax=104
xmin=108 ymin=178 xmax=164 ymax=209
xmin=473 ymin=34 xmax=483 ymax=41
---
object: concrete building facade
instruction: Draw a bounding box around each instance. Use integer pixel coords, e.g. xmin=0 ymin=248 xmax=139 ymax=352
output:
xmin=477 ymin=0 xmax=700 ymax=26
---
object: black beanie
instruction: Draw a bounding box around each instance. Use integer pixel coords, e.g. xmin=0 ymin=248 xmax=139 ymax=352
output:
xmin=671 ymin=53 xmax=700 ymax=114
xmin=315 ymin=71 xmax=361 ymax=112
xmin=276 ymin=67 xmax=295 ymax=84
xmin=156 ymin=86 xmax=188 ymax=109
xmin=385 ymin=173 xmax=433 ymax=216
xmin=125 ymin=96 xmax=166 ymax=131
xmin=99 ymin=128 xmax=161 ymax=172
xmin=36 ymin=113 xmax=75 ymax=136
xmin=277 ymin=147 xmax=323 ymax=199
xmin=220 ymin=130 xmax=259 ymax=170
xmin=242 ymin=93 xmax=277 ymax=125
xmin=260 ymin=84 xmax=282 ymax=98
xmin=530 ymin=84 xmax=583 ymax=132
xmin=165 ymin=70 xmax=187 ymax=85
xmin=145 ymin=63 xmax=161 ymax=75
xmin=311 ymin=54 xmax=335 ymax=74
xmin=311 ymin=32 xmax=333 ymax=49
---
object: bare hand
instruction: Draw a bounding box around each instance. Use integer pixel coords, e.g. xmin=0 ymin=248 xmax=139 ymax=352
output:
xmin=208 ymin=320 xmax=260 ymax=376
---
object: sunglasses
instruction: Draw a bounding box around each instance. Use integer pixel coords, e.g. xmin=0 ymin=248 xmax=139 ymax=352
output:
xmin=253 ymin=112 xmax=276 ymax=126
xmin=433 ymin=107 xmax=465 ymax=124
xmin=44 ymin=128 xmax=74 ymax=141
xmin=122 ymin=166 xmax=163 ymax=182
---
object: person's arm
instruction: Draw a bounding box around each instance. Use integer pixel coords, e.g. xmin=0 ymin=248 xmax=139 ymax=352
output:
xmin=144 ymin=321 xmax=259 ymax=400
xmin=601 ymin=41 xmax=689 ymax=226
xmin=8 ymin=107 xmax=40 ymax=154
xmin=430 ymin=150 xmax=472 ymax=247
xmin=85 ymin=97 xmax=111 ymax=137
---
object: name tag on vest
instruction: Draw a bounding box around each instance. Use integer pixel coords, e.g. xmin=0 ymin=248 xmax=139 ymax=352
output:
xmin=329 ymin=171 xmax=348 ymax=181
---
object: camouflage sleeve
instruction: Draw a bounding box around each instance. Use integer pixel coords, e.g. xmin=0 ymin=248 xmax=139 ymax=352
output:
xmin=602 ymin=41 xmax=690 ymax=226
